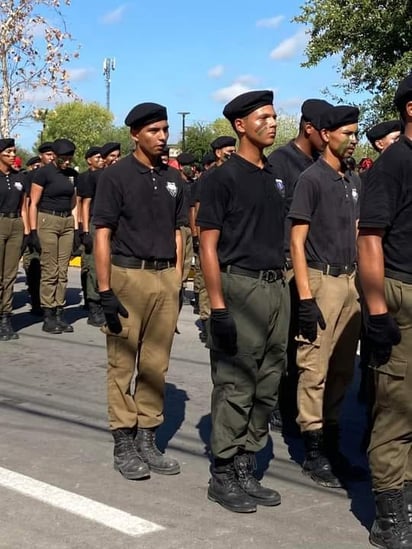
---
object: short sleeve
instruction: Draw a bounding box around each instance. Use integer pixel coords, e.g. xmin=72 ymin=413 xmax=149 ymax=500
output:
xmin=92 ymin=169 xmax=123 ymax=230
xmin=288 ymin=173 xmax=318 ymax=223
xmin=197 ymin=168 xmax=230 ymax=230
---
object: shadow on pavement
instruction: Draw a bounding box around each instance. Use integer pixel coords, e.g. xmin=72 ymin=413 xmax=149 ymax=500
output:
xmin=156 ymin=383 xmax=189 ymax=453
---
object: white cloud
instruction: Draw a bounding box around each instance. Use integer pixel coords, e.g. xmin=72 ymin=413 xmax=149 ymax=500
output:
xmin=256 ymin=16 xmax=284 ymax=29
xmin=270 ymin=29 xmax=308 ymax=60
xmin=68 ymin=68 xmax=94 ymax=82
xmin=208 ymin=65 xmax=225 ymax=78
xmin=101 ymin=5 xmax=128 ymax=24
xmin=236 ymin=74 xmax=259 ymax=86
xmin=212 ymin=82 xmax=252 ymax=103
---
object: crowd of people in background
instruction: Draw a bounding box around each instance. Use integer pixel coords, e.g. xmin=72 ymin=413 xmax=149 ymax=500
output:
xmin=0 ymin=73 xmax=412 ymax=549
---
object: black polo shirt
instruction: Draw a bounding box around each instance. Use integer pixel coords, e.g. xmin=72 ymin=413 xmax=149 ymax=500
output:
xmin=93 ymin=154 xmax=186 ymax=259
xmin=191 ymin=166 xmax=217 ymax=207
xmin=0 ymin=169 xmax=25 ymax=213
xmin=197 ymin=153 xmax=285 ymax=270
xmin=181 ymin=179 xmax=193 ymax=226
xmin=24 ymin=169 xmax=36 ymax=195
xmin=269 ymin=140 xmax=315 ymax=257
xmin=76 ymin=169 xmax=103 ymax=218
xmin=288 ymin=157 xmax=360 ymax=266
xmin=32 ymin=164 xmax=77 ymax=212
xmin=359 ymin=135 xmax=412 ymax=274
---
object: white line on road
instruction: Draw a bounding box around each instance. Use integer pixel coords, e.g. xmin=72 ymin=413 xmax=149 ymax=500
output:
xmin=0 ymin=466 xmax=164 ymax=537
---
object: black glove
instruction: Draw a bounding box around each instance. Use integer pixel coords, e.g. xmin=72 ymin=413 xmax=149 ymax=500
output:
xmin=192 ymin=235 xmax=200 ymax=255
xmin=366 ymin=313 xmax=401 ymax=366
xmin=72 ymin=229 xmax=82 ymax=253
xmin=29 ymin=230 xmax=42 ymax=253
xmin=82 ymin=231 xmax=93 ymax=254
xmin=99 ymin=289 xmax=129 ymax=334
xmin=210 ymin=308 xmax=237 ymax=355
xmin=298 ymin=298 xmax=326 ymax=342
xmin=20 ymin=234 xmax=30 ymax=256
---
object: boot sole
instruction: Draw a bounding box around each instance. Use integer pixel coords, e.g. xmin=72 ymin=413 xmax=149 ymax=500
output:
xmin=368 ymin=535 xmax=386 ymax=548
xmin=207 ymin=492 xmax=257 ymax=513
xmin=248 ymin=495 xmax=281 ymax=507
xmin=302 ymin=469 xmax=344 ymax=489
xmin=113 ymin=463 xmax=151 ymax=480
xmin=147 ymin=464 xmax=181 ymax=475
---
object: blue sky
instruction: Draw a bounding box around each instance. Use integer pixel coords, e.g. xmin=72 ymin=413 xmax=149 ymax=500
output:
xmin=21 ymin=0 xmax=346 ymax=148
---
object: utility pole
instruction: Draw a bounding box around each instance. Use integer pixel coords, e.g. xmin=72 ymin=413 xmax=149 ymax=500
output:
xmin=178 ymin=111 xmax=190 ymax=151
xmin=103 ymin=57 xmax=116 ymax=111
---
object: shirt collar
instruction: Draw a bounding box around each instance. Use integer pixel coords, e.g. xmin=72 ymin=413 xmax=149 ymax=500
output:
xmin=232 ymin=152 xmax=272 ymax=174
xmin=131 ymin=154 xmax=167 ymax=175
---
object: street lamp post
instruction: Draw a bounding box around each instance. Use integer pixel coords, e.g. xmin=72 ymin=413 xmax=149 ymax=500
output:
xmin=178 ymin=111 xmax=190 ymax=151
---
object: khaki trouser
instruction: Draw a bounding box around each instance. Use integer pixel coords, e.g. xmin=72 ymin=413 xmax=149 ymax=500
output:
xmin=210 ymin=271 xmax=290 ymax=459
xmin=194 ymin=251 xmax=210 ymax=320
xmin=296 ymin=268 xmax=361 ymax=432
xmin=0 ymin=217 xmax=23 ymax=314
xmin=180 ymin=225 xmax=193 ymax=285
xmin=37 ymin=212 xmax=74 ymax=308
xmin=105 ymin=265 xmax=180 ymax=430
xmin=193 ymin=252 xmax=201 ymax=294
xmin=368 ymin=276 xmax=412 ymax=491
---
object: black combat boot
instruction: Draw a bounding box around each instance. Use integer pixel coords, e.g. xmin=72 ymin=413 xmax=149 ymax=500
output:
xmin=0 ymin=314 xmax=10 ymax=341
xmin=234 ymin=452 xmax=281 ymax=506
xmin=42 ymin=308 xmax=62 ymax=334
xmin=208 ymin=458 xmax=257 ymax=513
xmin=404 ymin=482 xmax=412 ymax=526
xmin=55 ymin=306 xmax=74 ymax=333
xmin=1 ymin=314 xmax=19 ymax=340
xmin=135 ymin=428 xmax=180 ymax=475
xmin=112 ymin=428 xmax=150 ymax=480
xmin=301 ymin=429 xmax=343 ymax=488
xmin=87 ymin=301 xmax=105 ymax=327
xmin=28 ymin=259 xmax=42 ymax=316
xmin=370 ymin=490 xmax=412 ymax=548
xmin=323 ymin=423 xmax=367 ymax=480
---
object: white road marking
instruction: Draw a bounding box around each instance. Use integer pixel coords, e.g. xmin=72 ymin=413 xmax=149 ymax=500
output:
xmin=0 ymin=466 xmax=164 ymax=537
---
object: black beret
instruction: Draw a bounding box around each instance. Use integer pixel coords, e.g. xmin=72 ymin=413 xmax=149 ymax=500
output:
xmin=223 ymin=90 xmax=274 ymax=122
xmin=100 ymin=142 xmax=121 ymax=158
xmin=85 ymin=146 xmax=102 ymax=159
xmin=394 ymin=73 xmax=412 ymax=110
xmin=125 ymin=102 xmax=167 ymax=128
xmin=26 ymin=156 xmax=41 ymax=167
xmin=38 ymin=141 xmax=54 ymax=154
xmin=52 ymin=138 xmax=75 ymax=156
xmin=177 ymin=152 xmax=195 ymax=165
xmin=202 ymin=151 xmax=215 ymax=165
xmin=366 ymin=120 xmax=402 ymax=144
xmin=301 ymin=99 xmax=334 ymax=130
xmin=0 ymin=138 xmax=15 ymax=152
xmin=319 ymin=105 xmax=359 ymax=130
xmin=210 ymin=136 xmax=236 ymax=150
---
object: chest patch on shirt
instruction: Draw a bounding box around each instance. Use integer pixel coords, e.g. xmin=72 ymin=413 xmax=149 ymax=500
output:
xmin=68 ymin=176 xmax=75 ymax=186
xmin=14 ymin=181 xmax=23 ymax=191
xmin=275 ymin=178 xmax=285 ymax=197
xmin=352 ymin=187 xmax=358 ymax=203
xmin=166 ymin=181 xmax=177 ymax=198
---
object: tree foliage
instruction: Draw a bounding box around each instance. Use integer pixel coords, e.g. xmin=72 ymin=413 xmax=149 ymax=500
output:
xmin=0 ymin=0 xmax=79 ymax=136
xmin=295 ymin=0 xmax=412 ymax=124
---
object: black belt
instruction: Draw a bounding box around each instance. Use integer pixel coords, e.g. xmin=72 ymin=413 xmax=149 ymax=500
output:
xmin=112 ymin=255 xmax=175 ymax=270
xmin=221 ymin=265 xmax=284 ymax=283
xmin=385 ymin=268 xmax=412 ymax=285
xmin=284 ymin=259 xmax=293 ymax=271
xmin=308 ymin=261 xmax=356 ymax=277
xmin=39 ymin=208 xmax=72 ymax=218
xmin=0 ymin=212 xmax=21 ymax=218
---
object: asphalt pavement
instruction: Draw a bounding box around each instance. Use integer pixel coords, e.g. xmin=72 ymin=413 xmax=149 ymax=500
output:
xmin=0 ymin=267 xmax=374 ymax=548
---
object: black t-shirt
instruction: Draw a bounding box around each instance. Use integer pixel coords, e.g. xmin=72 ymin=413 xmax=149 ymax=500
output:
xmin=197 ymin=153 xmax=285 ymax=270
xmin=191 ymin=166 xmax=217 ymax=207
xmin=76 ymin=168 xmax=103 ymax=218
xmin=359 ymin=136 xmax=412 ymax=274
xmin=32 ymin=164 xmax=77 ymax=212
xmin=0 ymin=169 xmax=25 ymax=213
xmin=181 ymin=179 xmax=193 ymax=226
xmin=288 ymin=157 xmax=360 ymax=265
xmin=268 ymin=141 xmax=315 ymax=257
xmin=93 ymin=154 xmax=186 ymax=259
xmin=76 ymin=170 xmax=90 ymax=198
xmin=24 ymin=169 xmax=36 ymax=195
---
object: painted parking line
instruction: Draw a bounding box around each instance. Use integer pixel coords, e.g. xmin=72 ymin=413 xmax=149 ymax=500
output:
xmin=0 ymin=467 xmax=164 ymax=537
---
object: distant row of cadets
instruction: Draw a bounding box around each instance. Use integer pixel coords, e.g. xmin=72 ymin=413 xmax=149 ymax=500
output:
xmin=0 ymin=75 xmax=411 ymax=549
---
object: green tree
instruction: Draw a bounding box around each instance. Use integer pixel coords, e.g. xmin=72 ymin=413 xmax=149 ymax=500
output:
xmin=182 ymin=122 xmax=215 ymax=161
xmin=41 ymin=101 xmax=114 ymax=169
xmin=295 ymin=0 xmax=412 ymax=124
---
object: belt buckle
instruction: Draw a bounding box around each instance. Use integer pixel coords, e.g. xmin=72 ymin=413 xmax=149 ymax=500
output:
xmin=263 ymin=269 xmax=276 ymax=283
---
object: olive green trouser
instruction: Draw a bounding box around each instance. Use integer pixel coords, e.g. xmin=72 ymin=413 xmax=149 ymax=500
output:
xmin=105 ymin=265 xmax=180 ymax=430
xmin=0 ymin=217 xmax=23 ymax=314
xmin=209 ymin=271 xmax=290 ymax=459
xmin=180 ymin=225 xmax=193 ymax=285
xmin=194 ymin=251 xmax=210 ymax=320
xmin=193 ymin=252 xmax=201 ymax=293
xmin=37 ymin=212 xmax=74 ymax=308
xmin=368 ymin=276 xmax=412 ymax=492
xmin=296 ymin=268 xmax=361 ymax=432
xmin=82 ymin=223 xmax=99 ymax=303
